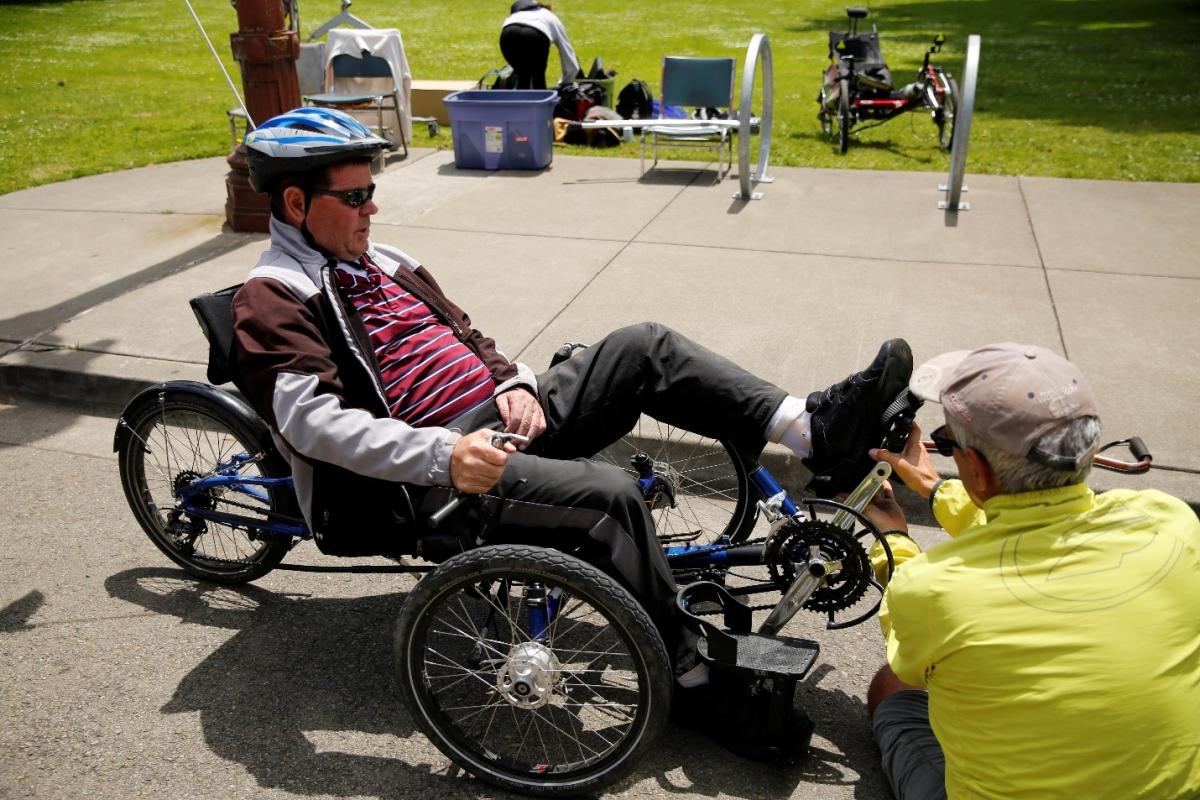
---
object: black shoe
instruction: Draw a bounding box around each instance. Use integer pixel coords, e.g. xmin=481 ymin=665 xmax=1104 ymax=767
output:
xmin=673 ymin=681 xmax=815 ymax=763
xmin=803 ymin=338 xmax=913 ymax=498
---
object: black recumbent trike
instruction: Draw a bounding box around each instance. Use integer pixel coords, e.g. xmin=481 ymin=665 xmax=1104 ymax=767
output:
xmin=819 ymin=6 xmax=959 ymax=154
xmin=112 ymin=285 xmax=927 ymax=796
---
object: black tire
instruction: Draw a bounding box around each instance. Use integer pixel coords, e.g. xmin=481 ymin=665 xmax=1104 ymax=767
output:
xmin=395 ymin=545 xmax=672 ymax=796
xmin=117 ymin=388 xmax=293 ymax=584
xmin=593 ymin=415 xmax=754 ymax=546
xmin=837 ymin=78 xmax=851 ymax=154
xmin=818 ymin=84 xmax=833 ymax=138
xmin=937 ymin=74 xmax=959 ymax=151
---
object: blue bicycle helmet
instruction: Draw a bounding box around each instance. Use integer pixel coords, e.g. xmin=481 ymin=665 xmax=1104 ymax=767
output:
xmin=244 ymin=107 xmax=390 ymax=193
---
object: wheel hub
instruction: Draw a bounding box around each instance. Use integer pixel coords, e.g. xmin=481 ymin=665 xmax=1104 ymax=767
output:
xmin=496 ymin=641 xmax=561 ymax=710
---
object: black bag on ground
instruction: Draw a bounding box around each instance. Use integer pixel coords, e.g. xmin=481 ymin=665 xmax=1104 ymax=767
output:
xmin=616 ymin=79 xmax=654 ymax=120
xmin=554 ymin=81 xmax=605 ymax=121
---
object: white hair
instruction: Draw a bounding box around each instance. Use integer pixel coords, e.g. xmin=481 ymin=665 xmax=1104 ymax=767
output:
xmin=949 ymin=416 xmax=1102 ymax=494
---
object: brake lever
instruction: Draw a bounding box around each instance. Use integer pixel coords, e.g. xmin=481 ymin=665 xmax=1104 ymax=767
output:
xmin=428 ymin=432 xmax=530 ymax=529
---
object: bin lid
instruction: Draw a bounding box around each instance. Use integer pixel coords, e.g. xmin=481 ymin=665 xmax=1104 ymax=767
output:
xmin=444 ymin=90 xmax=558 ymax=106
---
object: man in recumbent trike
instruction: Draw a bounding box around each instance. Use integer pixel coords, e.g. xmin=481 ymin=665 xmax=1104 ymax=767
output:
xmin=232 ymin=108 xmax=916 ymax=791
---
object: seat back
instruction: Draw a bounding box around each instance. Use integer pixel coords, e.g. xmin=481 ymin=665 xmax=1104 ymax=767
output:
xmin=659 ymin=57 xmax=735 ymax=113
xmin=330 ymin=51 xmax=395 ymax=81
xmin=189 ymin=284 xmax=245 ymax=391
xmin=830 ymin=31 xmax=887 ymax=71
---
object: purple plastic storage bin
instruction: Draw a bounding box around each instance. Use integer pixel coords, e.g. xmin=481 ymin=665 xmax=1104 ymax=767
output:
xmin=444 ymin=90 xmax=557 ymax=170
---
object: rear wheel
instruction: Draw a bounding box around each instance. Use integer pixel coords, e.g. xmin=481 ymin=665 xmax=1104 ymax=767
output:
xmin=837 ymin=78 xmax=851 ymax=154
xmin=593 ymin=416 xmax=754 ymax=546
xmin=936 ymin=74 xmax=959 ymax=150
xmin=395 ymin=545 xmax=671 ymax=796
xmin=117 ymin=390 xmax=293 ymax=584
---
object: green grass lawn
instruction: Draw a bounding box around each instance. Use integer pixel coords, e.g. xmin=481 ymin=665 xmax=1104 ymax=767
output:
xmin=1 ymin=0 xmax=1198 ymax=196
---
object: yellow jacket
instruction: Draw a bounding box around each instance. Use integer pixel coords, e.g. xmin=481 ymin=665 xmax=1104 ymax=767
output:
xmin=880 ymin=480 xmax=1200 ymax=799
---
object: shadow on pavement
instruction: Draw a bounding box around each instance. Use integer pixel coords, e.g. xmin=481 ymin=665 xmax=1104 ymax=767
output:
xmin=0 ymin=234 xmax=248 ymax=346
xmin=104 ymin=567 xmax=477 ymax=798
xmin=0 ymin=590 xmax=45 ymax=633
xmin=104 ymin=566 xmax=890 ymax=798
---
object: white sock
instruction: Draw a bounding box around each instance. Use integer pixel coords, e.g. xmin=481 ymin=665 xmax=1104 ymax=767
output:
xmin=676 ymin=662 xmax=710 ymax=688
xmin=765 ymin=395 xmax=813 ymax=459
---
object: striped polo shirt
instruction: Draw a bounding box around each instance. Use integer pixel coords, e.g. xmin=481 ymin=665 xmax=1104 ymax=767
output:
xmin=334 ymin=259 xmax=493 ymax=428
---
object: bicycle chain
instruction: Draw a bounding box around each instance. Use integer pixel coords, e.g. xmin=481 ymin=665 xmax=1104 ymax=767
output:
xmin=668 ymin=536 xmax=785 ymax=616
xmin=167 ymin=481 xmax=296 ymax=566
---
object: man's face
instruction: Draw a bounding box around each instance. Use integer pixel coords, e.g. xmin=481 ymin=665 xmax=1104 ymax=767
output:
xmin=943 ymin=410 xmax=988 ymax=506
xmin=304 ymin=161 xmax=378 ymax=261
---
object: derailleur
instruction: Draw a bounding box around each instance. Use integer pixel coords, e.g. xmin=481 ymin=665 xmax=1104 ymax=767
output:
xmin=630 ymin=451 xmax=677 ymax=511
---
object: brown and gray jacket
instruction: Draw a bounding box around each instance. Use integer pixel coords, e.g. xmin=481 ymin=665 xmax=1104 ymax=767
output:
xmin=232 ymin=218 xmax=536 ymax=555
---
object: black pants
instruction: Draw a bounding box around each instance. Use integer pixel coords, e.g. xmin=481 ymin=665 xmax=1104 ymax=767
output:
xmin=438 ymin=322 xmax=786 ymax=660
xmin=499 ymin=23 xmax=551 ymax=90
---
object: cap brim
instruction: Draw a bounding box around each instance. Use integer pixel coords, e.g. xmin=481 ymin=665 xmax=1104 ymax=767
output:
xmin=909 ymin=350 xmax=971 ymax=403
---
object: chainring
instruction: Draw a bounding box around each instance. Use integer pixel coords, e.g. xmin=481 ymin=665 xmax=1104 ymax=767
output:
xmin=764 ymin=518 xmax=872 ymax=614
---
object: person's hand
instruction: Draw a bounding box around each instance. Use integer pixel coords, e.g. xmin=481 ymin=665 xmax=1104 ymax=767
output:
xmin=450 ymin=429 xmax=515 ymax=494
xmin=870 ymin=423 xmax=941 ymax=499
xmin=495 ymin=388 xmax=546 ymax=444
xmin=863 ymin=480 xmax=909 ymax=533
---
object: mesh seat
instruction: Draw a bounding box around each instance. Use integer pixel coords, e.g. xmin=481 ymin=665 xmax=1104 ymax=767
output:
xmin=830 ymin=31 xmax=893 ymax=91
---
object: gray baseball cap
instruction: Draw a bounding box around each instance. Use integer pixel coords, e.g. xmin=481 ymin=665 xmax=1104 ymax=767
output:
xmin=910 ymin=343 xmax=1100 ymax=469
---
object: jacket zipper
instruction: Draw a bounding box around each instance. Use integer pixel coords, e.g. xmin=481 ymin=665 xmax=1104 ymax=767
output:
xmin=372 ymin=256 xmax=466 ymax=340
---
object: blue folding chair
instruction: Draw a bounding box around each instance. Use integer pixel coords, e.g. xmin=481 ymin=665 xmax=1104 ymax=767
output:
xmin=641 ymin=57 xmax=736 ymax=178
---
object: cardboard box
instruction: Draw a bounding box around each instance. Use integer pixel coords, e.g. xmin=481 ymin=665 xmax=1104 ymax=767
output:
xmin=412 ymin=80 xmax=478 ymax=125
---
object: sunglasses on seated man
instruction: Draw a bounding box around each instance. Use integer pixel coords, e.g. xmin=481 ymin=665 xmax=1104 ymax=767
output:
xmin=310 ymin=183 xmax=376 ymax=208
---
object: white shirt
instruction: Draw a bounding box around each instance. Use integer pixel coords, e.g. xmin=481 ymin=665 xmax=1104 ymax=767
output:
xmin=501 ymin=7 xmax=581 ymax=84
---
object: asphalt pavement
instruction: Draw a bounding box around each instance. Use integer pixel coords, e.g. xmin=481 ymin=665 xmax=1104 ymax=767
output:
xmin=0 ymin=148 xmax=1197 ymax=798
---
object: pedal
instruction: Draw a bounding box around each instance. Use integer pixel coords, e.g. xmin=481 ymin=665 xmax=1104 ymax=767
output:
xmin=879 ymin=388 xmax=923 ymax=452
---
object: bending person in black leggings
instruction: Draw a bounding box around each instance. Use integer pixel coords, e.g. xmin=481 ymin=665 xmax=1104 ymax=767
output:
xmin=499 ymin=0 xmax=580 ymax=89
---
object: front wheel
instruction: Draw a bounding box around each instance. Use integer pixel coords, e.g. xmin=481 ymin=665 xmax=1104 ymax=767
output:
xmin=394 ymin=545 xmax=672 ymax=796
xmin=936 ymin=74 xmax=959 ymax=151
xmin=116 ymin=387 xmax=294 ymax=584
xmin=836 ymin=78 xmax=851 ymax=154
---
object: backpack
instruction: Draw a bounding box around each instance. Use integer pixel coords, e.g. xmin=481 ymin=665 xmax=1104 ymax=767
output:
xmin=616 ymin=79 xmax=654 ymax=120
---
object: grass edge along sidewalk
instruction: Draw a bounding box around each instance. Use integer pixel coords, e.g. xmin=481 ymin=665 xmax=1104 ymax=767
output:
xmin=1 ymin=0 xmax=1198 ymax=196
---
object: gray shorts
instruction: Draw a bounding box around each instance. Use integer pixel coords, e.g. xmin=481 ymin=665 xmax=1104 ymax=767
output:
xmin=872 ymin=690 xmax=947 ymax=800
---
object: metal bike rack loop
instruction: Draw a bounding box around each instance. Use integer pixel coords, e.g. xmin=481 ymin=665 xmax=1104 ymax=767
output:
xmin=735 ymin=33 xmax=774 ymax=201
xmin=939 ymin=34 xmax=980 ymax=221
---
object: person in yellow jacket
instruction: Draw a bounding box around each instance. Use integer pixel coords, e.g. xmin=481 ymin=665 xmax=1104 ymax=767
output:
xmin=862 ymin=343 xmax=1200 ymax=800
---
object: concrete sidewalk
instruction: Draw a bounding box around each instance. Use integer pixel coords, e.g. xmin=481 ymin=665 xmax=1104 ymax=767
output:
xmin=1 ymin=148 xmax=1197 ymax=505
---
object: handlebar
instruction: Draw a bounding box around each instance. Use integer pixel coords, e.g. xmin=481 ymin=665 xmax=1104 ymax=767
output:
xmin=921 ymin=437 xmax=1154 ymax=475
xmin=427 ymin=432 xmax=531 ymax=529
xmin=1094 ymin=437 xmax=1153 ymax=474
xmin=427 ymin=492 xmax=464 ymax=529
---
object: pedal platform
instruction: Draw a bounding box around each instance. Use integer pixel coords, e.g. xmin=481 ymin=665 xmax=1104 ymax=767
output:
xmin=697 ymin=633 xmax=819 ymax=678
xmin=678 ymin=581 xmax=820 ymax=679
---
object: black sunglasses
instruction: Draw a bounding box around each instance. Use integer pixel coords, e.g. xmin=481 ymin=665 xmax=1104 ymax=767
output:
xmin=310 ymin=183 xmax=376 ymax=208
xmin=929 ymin=425 xmax=963 ymax=457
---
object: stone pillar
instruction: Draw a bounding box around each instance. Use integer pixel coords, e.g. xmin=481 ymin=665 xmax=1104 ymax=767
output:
xmin=225 ymin=0 xmax=301 ymax=232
